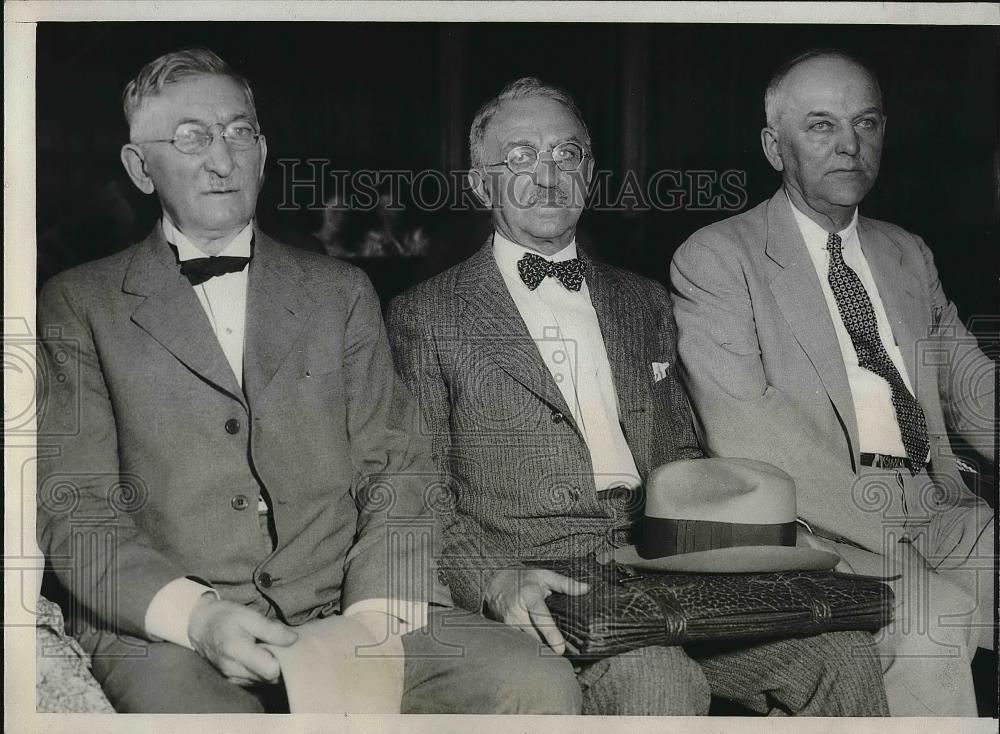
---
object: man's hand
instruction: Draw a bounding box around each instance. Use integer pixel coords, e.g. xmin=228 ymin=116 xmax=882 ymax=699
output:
xmin=187 ymin=595 xmax=298 ymax=686
xmin=484 ymin=567 xmax=589 ymax=655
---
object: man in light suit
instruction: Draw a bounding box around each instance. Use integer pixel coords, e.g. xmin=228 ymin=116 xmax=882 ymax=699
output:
xmin=35 ymin=49 xmax=581 ymax=714
xmin=670 ymin=49 xmax=996 ymax=716
xmin=387 ymin=76 xmax=888 ymax=716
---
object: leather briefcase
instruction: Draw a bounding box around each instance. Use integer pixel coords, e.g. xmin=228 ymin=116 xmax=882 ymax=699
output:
xmin=529 ymin=555 xmax=894 ymax=659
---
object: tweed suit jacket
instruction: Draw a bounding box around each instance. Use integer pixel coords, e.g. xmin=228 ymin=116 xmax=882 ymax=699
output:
xmin=670 ymin=190 xmax=995 ymax=554
xmin=36 ymin=225 xmax=449 ymax=647
xmin=387 ymin=237 xmax=703 ymax=611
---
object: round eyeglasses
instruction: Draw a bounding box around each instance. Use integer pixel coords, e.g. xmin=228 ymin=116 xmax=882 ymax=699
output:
xmin=486 ymin=141 xmax=590 ymax=174
xmin=135 ymin=121 xmax=262 ymax=155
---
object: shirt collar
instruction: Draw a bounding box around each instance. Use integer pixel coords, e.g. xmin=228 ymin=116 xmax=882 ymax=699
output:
xmin=162 ymin=215 xmax=254 ymax=261
xmin=493 ymin=230 xmax=579 ymax=281
xmin=786 ymin=192 xmax=859 ymax=257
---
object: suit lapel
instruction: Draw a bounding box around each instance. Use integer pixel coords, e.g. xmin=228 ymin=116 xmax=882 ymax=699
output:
xmin=242 ymin=228 xmax=314 ymax=406
xmin=585 ymin=255 xmax=650 ymax=450
xmin=123 ymin=227 xmax=245 ymax=404
xmin=454 ymin=237 xmax=576 ymax=425
xmin=857 ymin=217 xmax=923 ymax=396
xmin=763 ymin=192 xmax=859 ymax=453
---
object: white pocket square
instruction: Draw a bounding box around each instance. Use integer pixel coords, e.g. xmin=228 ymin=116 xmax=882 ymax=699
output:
xmin=651 ymin=361 xmax=671 ymax=383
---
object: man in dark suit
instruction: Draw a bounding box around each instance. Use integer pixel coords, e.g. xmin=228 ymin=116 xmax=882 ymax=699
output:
xmin=387 ymin=76 xmax=887 ymax=716
xmin=36 ymin=49 xmax=581 ymax=714
xmin=670 ymin=50 xmax=995 ymax=715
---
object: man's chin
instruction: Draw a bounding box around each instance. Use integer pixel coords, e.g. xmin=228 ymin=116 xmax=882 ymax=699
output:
xmin=823 ymin=179 xmax=875 ymax=207
xmin=521 ymin=220 xmax=576 ymax=241
xmin=520 ymin=207 xmax=580 ymax=227
xmin=193 ymin=208 xmax=254 ymax=231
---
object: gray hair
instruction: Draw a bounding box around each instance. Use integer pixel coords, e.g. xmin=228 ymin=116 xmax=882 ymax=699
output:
xmin=468 ymin=77 xmax=591 ymax=170
xmin=122 ymin=48 xmax=257 ymax=132
xmin=764 ymin=49 xmax=881 ymax=128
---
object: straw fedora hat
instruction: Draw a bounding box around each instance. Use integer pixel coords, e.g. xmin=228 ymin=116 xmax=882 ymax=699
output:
xmin=609 ymin=457 xmax=838 ymax=573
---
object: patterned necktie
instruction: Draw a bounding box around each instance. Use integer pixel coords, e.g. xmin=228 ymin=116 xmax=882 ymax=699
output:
xmin=825 ymin=232 xmax=928 ymax=472
xmin=517 ymin=252 xmax=587 ymax=291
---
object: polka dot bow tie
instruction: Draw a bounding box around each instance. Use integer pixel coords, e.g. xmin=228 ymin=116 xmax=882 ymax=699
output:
xmin=517 ymin=252 xmax=587 ymax=291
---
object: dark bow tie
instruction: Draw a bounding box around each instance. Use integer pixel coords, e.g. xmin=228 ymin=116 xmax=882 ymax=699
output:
xmin=517 ymin=252 xmax=587 ymax=291
xmin=169 ymin=238 xmax=254 ymax=286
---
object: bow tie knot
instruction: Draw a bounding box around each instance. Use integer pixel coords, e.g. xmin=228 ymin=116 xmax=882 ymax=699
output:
xmin=170 ymin=239 xmax=254 ymax=286
xmin=517 ymin=252 xmax=587 ymax=291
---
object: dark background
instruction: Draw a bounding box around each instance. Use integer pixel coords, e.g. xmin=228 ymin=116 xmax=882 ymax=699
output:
xmin=32 ymin=22 xmax=1000 ymax=714
xmin=37 ymin=22 xmax=998 ymax=333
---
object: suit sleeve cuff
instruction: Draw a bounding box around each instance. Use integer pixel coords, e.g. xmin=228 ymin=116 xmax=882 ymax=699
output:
xmin=144 ymin=577 xmax=219 ymax=649
xmin=342 ymin=598 xmax=428 ymax=636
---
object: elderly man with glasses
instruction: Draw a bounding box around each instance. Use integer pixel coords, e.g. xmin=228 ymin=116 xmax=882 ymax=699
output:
xmin=387 ymin=77 xmax=888 ymax=716
xmin=36 ymin=49 xmax=582 ymax=714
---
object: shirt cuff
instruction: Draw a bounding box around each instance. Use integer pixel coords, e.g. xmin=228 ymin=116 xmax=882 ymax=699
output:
xmin=342 ymin=598 xmax=428 ymax=637
xmin=144 ymin=577 xmax=219 ymax=649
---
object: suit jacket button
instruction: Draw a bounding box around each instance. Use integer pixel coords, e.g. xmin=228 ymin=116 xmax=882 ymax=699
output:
xmin=551 ymin=411 xmax=565 ymax=424
xmin=569 ymin=485 xmax=582 ymax=500
xmin=225 ymin=418 xmax=241 ymax=434
xmin=231 ymin=494 xmax=249 ymax=511
xmin=437 ymin=569 xmax=449 ymax=586
xmin=258 ymin=572 xmax=273 ymax=588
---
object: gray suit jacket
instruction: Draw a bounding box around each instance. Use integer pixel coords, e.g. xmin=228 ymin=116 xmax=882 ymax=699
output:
xmin=670 ymin=190 xmax=994 ymax=554
xmin=37 ymin=225 xmax=449 ymax=646
xmin=387 ymin=238 xmax=702 ymax=610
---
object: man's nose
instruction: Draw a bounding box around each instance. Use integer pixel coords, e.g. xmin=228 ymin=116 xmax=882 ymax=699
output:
xmin=203 ymin=132 xmax=236 ymax=177
xmin=835 ymin=125 xmax=861 ymax=156
xmin=534 ymin=154 xmax=560 ymax=188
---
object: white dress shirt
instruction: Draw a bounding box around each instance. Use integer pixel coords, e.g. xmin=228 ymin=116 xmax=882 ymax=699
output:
xmin=162 ymin=215 xmax=251 ymax=387
xmin=788 ymin=197 xmax=919 ymax=458
xmin=493 ymin=232 xmax=641 ymax=491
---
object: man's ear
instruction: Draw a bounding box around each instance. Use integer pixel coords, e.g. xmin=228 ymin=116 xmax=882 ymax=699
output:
xmin=760 ymin=127 xmax=784 ymax=172
xmin=120 ymin=144 xmax=156 ymax=194
xmin=468 ymin=168 xmax=491 ymax=206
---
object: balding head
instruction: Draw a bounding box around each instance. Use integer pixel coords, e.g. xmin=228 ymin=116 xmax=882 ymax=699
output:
xmin=764 ymin=50 xmax=881 ymax=129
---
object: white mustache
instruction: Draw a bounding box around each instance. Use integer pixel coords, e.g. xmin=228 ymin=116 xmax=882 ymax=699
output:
xmin=522 ymin=187 xmax=573 ymax=207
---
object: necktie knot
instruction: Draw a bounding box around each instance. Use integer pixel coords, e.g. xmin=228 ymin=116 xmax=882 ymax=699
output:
xmin=517 ymin=252 xmax=587 ymax=291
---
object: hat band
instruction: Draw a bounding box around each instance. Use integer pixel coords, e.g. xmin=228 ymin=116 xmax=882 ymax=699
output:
xmin=638 ymin=517 xmax=796 ymax=559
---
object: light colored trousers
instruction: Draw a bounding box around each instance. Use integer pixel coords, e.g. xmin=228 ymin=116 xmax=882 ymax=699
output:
xmin=826 ymin=464 xmax=995 ymax=717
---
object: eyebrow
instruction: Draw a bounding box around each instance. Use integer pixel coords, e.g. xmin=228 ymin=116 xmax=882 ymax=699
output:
xmin=804 ymin=107 xmax=883 ymax=118
xmin=503 ymin=135 xmax=585 ymax=149
xmin=174 ymin=113 xmax=255 ymax=128
xmin=503 ymin=138 xmax=536 ymax=149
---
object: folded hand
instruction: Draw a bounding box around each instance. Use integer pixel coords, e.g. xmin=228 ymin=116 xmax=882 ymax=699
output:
xmin=187 ymin=596 xmax=298 ymax=687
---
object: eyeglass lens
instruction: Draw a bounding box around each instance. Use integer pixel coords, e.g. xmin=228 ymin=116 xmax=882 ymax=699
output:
xmin=172 ymin=121 xmax=259 ymax=153
xmin=506 ymin=142 xmax=585 ymax=172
